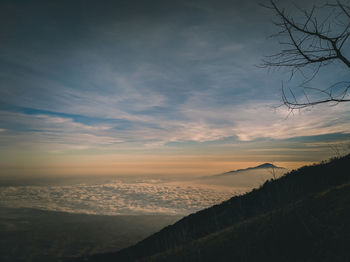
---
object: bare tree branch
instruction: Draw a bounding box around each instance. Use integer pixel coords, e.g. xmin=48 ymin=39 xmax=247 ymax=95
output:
xmin=262 ymin=0 xmax=350 ymax=109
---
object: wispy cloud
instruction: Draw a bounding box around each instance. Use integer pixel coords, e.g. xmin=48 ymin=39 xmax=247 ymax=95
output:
xmin=1 ymin=99 xmax=349 ymax=153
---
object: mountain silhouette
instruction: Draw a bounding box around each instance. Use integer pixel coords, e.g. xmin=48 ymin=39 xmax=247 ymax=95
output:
xmin=216 ymin=162 xmax=285 ymax=176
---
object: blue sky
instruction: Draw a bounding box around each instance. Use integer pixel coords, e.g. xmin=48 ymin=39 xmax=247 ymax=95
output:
xmin=0 ymin=0 xmax=349 ymax=176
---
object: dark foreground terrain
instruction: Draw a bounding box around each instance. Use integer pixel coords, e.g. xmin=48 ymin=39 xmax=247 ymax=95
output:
xmin=84 ymin=155 xmax=350 ymax=262
xmin=0 ymin=208 xmax=180 ymax=262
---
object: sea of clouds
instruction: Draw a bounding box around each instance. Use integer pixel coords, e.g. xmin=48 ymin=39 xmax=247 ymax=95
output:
xmin=0 ymin=178 xmax=246 ymax=215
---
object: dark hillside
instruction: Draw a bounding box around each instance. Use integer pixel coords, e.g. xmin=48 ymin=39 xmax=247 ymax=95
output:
xmin=145 ymin=182 xmax=350 ymax=261
xmin=83 ymin=154 xmax=350 ymax=262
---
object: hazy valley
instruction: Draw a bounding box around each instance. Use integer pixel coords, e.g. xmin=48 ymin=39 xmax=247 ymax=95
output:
xmin=0 ymin=164 xmax=287 ymax=261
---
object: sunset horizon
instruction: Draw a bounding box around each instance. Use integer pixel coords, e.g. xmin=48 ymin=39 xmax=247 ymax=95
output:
xmin=1 ymin=0 xmax=349 ymax=261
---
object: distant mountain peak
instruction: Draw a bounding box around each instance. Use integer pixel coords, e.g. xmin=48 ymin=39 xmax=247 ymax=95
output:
xmin=255 ymin=163 xmax=279 ymax=169
xmin=218 ymin=163 xmax=284 ymax=176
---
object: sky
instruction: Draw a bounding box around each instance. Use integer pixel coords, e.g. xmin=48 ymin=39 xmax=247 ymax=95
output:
xmin=0 ymin=0 xmax=349 ymax=177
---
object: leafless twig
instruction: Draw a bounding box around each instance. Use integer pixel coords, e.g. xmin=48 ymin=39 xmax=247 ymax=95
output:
xmin=262 ymin=0 xmax=350 ymax=109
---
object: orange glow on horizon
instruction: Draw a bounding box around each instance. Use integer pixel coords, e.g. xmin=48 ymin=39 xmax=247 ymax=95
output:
xmin=0 ymin=153 xmax=312 ymax=177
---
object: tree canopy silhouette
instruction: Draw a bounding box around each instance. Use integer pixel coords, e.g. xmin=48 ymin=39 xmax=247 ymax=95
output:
xmin=262 ymin=0 xmax=350 ymax=109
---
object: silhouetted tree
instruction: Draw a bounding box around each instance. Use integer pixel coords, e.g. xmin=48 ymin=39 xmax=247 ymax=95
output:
xmin=262 ymin=0 xmax=350 ymax=109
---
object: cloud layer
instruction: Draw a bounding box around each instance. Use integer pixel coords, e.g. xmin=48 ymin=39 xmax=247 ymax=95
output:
xmin=0 ymin=178 xmax=241 ymax=215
